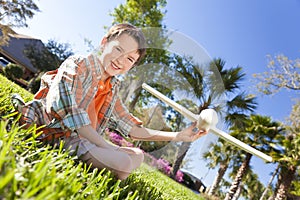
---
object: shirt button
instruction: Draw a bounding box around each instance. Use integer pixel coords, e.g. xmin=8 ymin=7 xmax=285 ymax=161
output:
xmin=99 ymin=85 xmax=104 ymax=90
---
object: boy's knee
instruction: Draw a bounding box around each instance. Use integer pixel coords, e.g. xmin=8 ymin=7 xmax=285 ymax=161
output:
xmin=116 ymin=172 xmax=130 ymax=180
xmin=118 ymin=155 xmax=133 ymax=172
xmin=137 ymin=149 xmax=144 ymax=163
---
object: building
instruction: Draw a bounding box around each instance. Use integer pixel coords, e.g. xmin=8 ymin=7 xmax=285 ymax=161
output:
xmin=0 ymin=28 xmax=44 ymax=83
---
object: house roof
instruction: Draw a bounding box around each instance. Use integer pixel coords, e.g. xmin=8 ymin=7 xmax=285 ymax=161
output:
xmin=0 ymin=30 xmax=44 ymax=73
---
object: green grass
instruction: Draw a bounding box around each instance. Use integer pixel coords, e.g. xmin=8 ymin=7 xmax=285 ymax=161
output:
xmin=126 ymin=164 xmax=205 ymax=200
xmin=0 ymin=74 xmax=205 ymax=200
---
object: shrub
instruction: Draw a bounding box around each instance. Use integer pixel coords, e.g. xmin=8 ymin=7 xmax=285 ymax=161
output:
xmin=4 ymin=63 xmax=24 ymax=80
xmin=28 ymin=74 xmax=42 ymax=94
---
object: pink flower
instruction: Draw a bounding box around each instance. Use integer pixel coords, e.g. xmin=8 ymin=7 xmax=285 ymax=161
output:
xmin=175 ymin=170 xmax=184 ymax=182
xmin=108 ymin=131 xmax=135 ymax=147
xmin=109 ymin=132 xmax=124 ymax=146
xmin=156 ymin=158 xmax=171 ymax=175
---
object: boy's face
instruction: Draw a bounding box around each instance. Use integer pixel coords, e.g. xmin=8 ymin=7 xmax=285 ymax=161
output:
xmin=100 ymin=33 xmax=140 ymax=78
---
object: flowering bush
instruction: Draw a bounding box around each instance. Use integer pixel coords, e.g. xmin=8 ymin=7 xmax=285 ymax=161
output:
xmin=151 ymin=158 xmax=183 ymax=182
xmin=156 ymin=158 xmax=172 ymax=175
xmin=106 ymin=129 xmax=134 ymax=147
xmin=175 ymin=170 xmax=184 ymax=183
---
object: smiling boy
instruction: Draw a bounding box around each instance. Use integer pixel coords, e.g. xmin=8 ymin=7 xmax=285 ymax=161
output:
xmin=12 ymin=23 xmax=207 ymax=180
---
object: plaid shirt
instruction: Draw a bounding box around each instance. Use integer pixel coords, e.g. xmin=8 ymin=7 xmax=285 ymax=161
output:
xmin=22 ymin=54 xmax=142 ymax=140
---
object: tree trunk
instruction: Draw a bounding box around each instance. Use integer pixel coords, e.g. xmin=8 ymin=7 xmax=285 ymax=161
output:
xmin=274 ymin=164 xmax=296 ymax=200
xmin=232 ymin=183 xmax=243 ymax=200
xmin=171 ymin=141 xmax=191 ymax=178
xmin=208 ymin=163 xmax=228 ymax=196
xmin=225 ymin=153 xmax=252 ymax=200
xmin=260 ymin=163 xmax=280 ymax=200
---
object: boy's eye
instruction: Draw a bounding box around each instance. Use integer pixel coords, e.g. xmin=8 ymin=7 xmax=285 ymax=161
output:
xmin=116 ymin=46 xmax=122 ymax=52
xmin=128 ymin=57 xmax=134 ymax=63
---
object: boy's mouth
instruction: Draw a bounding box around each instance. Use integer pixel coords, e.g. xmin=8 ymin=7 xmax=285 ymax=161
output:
xmin=111 ymin=61 xmax=121 ymax=70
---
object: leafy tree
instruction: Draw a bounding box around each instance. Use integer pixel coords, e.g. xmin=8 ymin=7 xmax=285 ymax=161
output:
xmin=24 ymin=39 xmax=73 ymax=72
xmin=0 ymin=0 xmax=39 ymax=45
xmin=24 ymin=39 xmax=73 ymax=93
xmin=110 ymin=0 xmax=185 ymax=114
xmin=45 ymin=39 xmax=73 ymax=64
xmin=253 ymin=54 xmax=300 ymax=94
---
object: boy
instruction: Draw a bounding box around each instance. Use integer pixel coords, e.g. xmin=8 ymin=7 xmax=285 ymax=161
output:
xmin=12 ymin=23 xmax=207 ymax=180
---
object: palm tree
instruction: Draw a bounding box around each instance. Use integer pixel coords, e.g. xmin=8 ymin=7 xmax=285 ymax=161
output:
xmin=268 ymin=101 xmax=300 ymax=200
xmin=271 ymin=164 xmax=297 ymax=200
xmin=203 ymin=140 xmax=242 ymax=196
xmin=225 ymin=153 xmax=252 ymax=200
xmin=231 ymin=168 xmax=265 ymax=200
xmin=224 ymin=115 xmax=282 ymax=200
xmin=259 ymin=164 xmax=279 ymax=200
xmin=243 ymin=172 xmax=265 ymax=200
xmin=205 ymin=139 xmax=266 ymax=199
xmin=270 ymin=133 xmax=300 ymax=199
xmin=171 ymin=57 xmax=257 ymax=179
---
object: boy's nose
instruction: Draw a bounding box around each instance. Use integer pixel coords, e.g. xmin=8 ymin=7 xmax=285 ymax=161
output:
xmin=116 ymin=54 xmax=125 ymax=65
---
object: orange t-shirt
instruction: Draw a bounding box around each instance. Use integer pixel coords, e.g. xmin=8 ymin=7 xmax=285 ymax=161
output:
xmin=87 ymin=78 xmax=112 ymax=129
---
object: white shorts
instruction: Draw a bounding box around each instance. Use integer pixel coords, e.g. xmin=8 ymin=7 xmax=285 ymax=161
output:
xmin=50 ymin=132 xmax=97 ymax=158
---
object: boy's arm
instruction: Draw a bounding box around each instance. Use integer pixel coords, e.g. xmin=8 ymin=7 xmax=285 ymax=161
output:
xmin=77 ymin=125 xmax=118 ymax=149
xmin=111 ymin=95 xmax=207 ymax=142
xmin=129 ymin=123 xmax=207 ymax=142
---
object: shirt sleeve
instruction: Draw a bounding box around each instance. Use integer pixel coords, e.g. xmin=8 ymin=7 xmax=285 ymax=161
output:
xmin=111 ymin=97 xmax=143 ymax=137
xmin=45 ymin=56 xmax=91 ymax=131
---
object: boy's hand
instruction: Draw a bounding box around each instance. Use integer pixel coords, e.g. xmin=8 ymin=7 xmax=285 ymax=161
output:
xmin=175 ymin=122 xmax=208 ymax=142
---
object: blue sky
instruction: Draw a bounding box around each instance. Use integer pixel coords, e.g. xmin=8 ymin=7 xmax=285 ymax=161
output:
xmin=16 ymin=0 xmax=299 ymax=189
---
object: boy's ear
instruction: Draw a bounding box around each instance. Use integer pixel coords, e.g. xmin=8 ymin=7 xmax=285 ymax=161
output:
xmin=101 ymin=37 xmax=108 ymax=46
